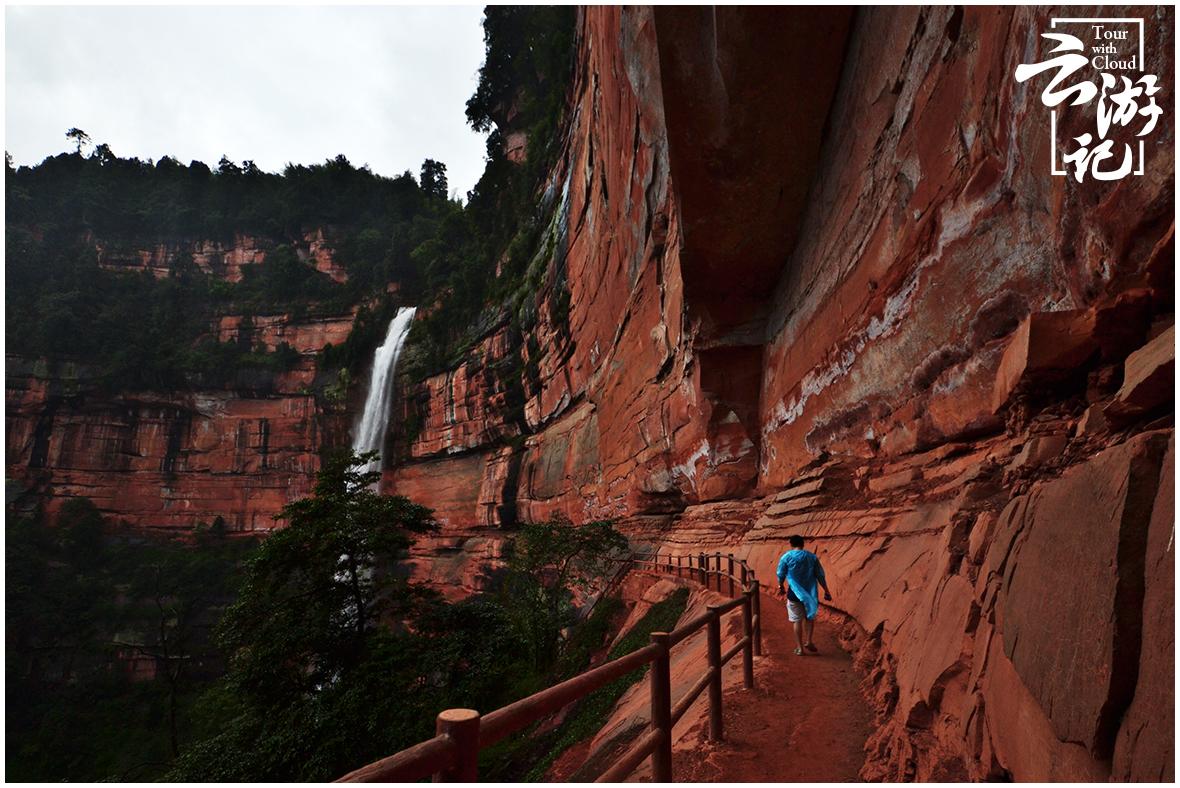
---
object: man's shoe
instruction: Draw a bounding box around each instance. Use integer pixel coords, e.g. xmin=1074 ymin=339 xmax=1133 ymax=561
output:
xmin=805 ymin=643 xmax=818 ymax=653
xmin=794 ymin=647 xmax=805 ymax=656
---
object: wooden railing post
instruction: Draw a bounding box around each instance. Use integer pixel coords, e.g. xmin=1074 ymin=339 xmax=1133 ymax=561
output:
xmin=434 ymin=709 xmax=480 ymax=782
xmin=649 ymin=632 xmax=673 ymax=781
xmin=741 ymin=590 xmax=755 ymax=690
xmin=345 ymin=549 xmax=783 ymax=784
xmin=752 ymin=583 xmax=763 ymax=656
xmin=706 ymin=605 xmax=723 ymax=742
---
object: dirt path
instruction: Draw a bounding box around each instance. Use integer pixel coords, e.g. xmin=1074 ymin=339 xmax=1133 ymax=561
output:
xmin=676 ymin=593 xmax=873 ymax=782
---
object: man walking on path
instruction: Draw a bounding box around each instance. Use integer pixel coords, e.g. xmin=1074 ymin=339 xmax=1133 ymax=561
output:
xmin=776 ymin=535 xmax=832 ymax=656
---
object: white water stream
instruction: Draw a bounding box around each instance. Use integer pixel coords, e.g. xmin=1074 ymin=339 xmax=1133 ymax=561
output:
xmin=350 ymin=306 xmax=417 ymax=477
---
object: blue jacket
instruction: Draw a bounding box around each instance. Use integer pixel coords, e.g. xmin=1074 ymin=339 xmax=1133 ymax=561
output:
xmin=776 ymin=549 xmax=826 ymax=619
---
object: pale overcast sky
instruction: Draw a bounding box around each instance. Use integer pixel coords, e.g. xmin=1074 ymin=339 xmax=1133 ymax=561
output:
xmin=5 ymin=5 xmax=490 ymax=197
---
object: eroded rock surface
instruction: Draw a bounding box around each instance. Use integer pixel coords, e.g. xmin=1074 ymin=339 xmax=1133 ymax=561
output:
xmin=382 ymin=7 xmax=1173 ymax=780
xmin=7 ymin=224 xmax=370 ymax=530
xmin=5 ymin=356 xmax=344 ymax=531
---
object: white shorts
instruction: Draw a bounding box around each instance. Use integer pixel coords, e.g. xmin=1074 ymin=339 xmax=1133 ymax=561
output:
xmin=786 ymin=599 xmax=808 ymax=622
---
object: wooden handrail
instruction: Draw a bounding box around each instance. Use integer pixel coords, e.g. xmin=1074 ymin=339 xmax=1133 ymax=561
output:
xmin=721 ymin=636 xmax=750 ymax=665
xmin=666 ymin=609 xmax=714 ymax=647
xmin=436 ymin=709 xmax=480 ymax=781
xmin=594 ymin=726 xmax=662 ymax=783
xmin=649 ymin=632 xmax=673 ymax=779
xmin=740 ymin=591 xmax=755 ymax=689
xmin=479 ymin=643 xmax=662 ymax=746
xmin=334 ymin=734 xmax=455 ymax=782
xmin=706 ymin=606 xmax=723 ymax=741
xmin=630 ymin=552 xmax=762 ymax=655
xmin=671 ymin=668 xmax=714 ymax=726
xmin=338 ymin=552 xmax=763 ymax=783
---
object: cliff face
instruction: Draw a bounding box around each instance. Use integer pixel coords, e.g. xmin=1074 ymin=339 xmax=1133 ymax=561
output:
xmin=392 ymin=6 xmax=788 ymax=525
xmin=6 ymin=233 xmax=357 ymax=532
xmin=95 ymin=228 xmax=350 ymax=284
xmin=389 ymin=6 xmax=1175 ymax=780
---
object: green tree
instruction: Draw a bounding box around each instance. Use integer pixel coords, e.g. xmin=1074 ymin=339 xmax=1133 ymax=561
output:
xmin=167 ymin=451 xmax=439 ymax=780
xmin=501 ymin=519 xmax=628 ymax=673
xmin=122 ymin=538 xmax=243 ymax=758
xmin=419 ymin=158 xmax=449 ymax=200
xmin=65 ymin=127 xmax=91 ymax=154
xmin=217 ymin=450 xmax=435 ymax=696
xmin=90 ymin=142 xmax=115 ymax=166
xmin=215 ymin=155 xmax=241 ymax=176
xmin=6 ymin=501 xmax=255 ymax=781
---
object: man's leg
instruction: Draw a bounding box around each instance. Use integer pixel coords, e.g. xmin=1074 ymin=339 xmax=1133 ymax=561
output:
xmin=804 ymin=616 xmax=816 ymax=648
xmin=788 ymin=600 xmax=806 ymax=653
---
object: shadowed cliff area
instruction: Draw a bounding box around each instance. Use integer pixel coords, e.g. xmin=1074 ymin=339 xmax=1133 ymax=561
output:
xmin=387 ymin=5 xmax=1175 ymax=781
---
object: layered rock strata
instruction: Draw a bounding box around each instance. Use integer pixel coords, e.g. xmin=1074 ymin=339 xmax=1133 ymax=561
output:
xmin=386 ymin=6 xmax=1175 ymax=781
xmin=96 ymin=228 xmax=349 ymax=283
xmin=6 ymin=231 xmax=358 ymax=531
xmin=5 ymin=352 xmax=347 ymax=532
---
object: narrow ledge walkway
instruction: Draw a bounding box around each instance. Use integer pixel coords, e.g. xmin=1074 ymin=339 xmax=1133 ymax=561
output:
xmin=675 ymin=594 xmax=873 ymax=782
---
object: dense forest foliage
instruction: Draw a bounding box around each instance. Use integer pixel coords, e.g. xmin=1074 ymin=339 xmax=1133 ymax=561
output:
xmin=6 ymin=502 xmax=257 ymax=780
xmin=6 ymin=454 xmax=646 ymax=781
xmin=5 ymin=151 xmax=452 ymax=391
xmin=5 ymin=6 xmax=577 ymax=392
xmin=165 ymin=454 xmax=635 ymax=781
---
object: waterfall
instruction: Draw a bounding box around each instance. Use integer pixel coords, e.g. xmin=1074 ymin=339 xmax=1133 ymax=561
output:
xmin=351 ymin=306 xmax=417 ymax=476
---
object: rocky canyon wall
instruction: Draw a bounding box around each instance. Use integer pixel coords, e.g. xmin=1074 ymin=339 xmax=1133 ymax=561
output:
xmin=6 ymin=232 xmax=357 ymax=532
xmin=390 ymin=5 xmax=849 ymax=528
xmin=388 ymin=6 xmax=1174 ymax=780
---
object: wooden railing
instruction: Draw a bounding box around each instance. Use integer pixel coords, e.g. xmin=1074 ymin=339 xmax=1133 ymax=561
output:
xmin=336 ymin=551 xmax=764 ymax=783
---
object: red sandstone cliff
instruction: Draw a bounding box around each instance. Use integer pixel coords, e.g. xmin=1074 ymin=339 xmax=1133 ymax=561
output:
xmin=6 ymin=232 xmax=359 ymax=532
xmin=94 ymin=228 xmax=350 ymax=283
xmin=387 ymin=6 xmax=1174 ymax=780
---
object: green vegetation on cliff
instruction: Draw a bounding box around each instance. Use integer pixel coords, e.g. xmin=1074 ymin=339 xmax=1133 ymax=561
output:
xmin=481 ymin=587 xmax=692 ymax=782
xmin=7 ymin=9 xmax=594 ymax=780
xmin=7 ymin=454 xmax=632 ymax=782
xmin=166 ymin=452 xmax=442 ymax=780
xmin=6 ymin=7 xmax=577 ymax=395
xmin=5 ymin=150 xmax=458 ymax=391
xmin=163 ymin=453 xmax=627 ymax=781
xmin=402 ymin=4 xmax=577 ymax=379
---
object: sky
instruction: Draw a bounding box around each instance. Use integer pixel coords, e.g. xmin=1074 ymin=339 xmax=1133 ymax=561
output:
xmin=5 ymin=4 xmax=490 ymax=197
